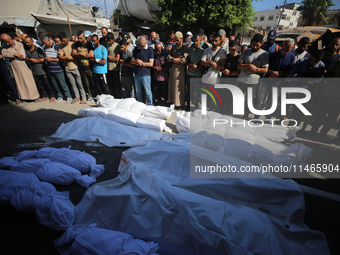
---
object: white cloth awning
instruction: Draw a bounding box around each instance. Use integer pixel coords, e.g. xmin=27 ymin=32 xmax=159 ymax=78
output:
xmin=30 ymin=13 xmax=97 ymax=27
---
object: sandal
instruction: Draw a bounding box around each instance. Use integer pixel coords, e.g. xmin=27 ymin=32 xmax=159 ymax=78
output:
xmin=80 ymin=98 xmax=87 ymax=104
xmin=15 ymin=99 xmax=22 ymax=104
xmin=71 ymin=98 xmax=80 ymax=104
xmin=35 ymin=98 xmax=44 ymax=103
xmin=49 ymin=97 xmax=56 ymax=103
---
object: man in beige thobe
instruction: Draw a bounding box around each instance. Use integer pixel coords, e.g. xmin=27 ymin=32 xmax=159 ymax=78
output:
xmin=1 ymin=33 xmax=39 ymax=101
xmin=167 ymin=31 xmax=188 ymax=108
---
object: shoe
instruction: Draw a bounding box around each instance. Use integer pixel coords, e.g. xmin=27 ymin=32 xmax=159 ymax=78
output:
xmin=34 ymin=98 xmax=41 ymax=103
xmin=55 ymin=97 xmax=63 ymax=103
xmin=66 ymin=97 xmax=73 ymax=103
xmin=85 ymin=97 xmax=93 ymax=104
xmin=49 ymin=97 xmax=56 ymax=103
xmin=80 ymin=98 xmax=87 ymax=104
xmin=15 ymin=99 xmax=22 ymax=104
xmin=41 ymin=97 xmax=49 ymax=101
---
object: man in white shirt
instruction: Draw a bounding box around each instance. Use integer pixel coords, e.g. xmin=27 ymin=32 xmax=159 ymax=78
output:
xmin=291 ymin=37 xmax=310 ymax=63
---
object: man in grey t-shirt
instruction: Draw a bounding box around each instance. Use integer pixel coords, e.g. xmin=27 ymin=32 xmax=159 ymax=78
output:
xmin=237 ymin=33 xmax=269 ymax=118
xmin=201 ymin=33 xmax=226 ymax=85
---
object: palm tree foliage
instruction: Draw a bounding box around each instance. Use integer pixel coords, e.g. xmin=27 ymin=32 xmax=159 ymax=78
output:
xmin=297 ymin=0 xmax=335 ymax=26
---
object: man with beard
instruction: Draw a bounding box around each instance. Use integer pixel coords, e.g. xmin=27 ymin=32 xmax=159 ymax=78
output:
xmin=322 ymin=37 xmax=340 ymax=71
xmin=201 ymin=33 xmax=226 ymax=85
xmin=237 ymin=33 xmax=269 ymax=118
xmin=119 ymin=40 xmax=134 ymax=98
xmin=167 ymin=31 xmax=188 ymax=108
xmin=58 ymin=32 xmax=86 ymax=104
xmin=1 ymin=33 xmax=39 ymax=102
xmin=99 ymin=27 xmax=109 ymax=49
xmin=107 ymin=32 xmax=121 ymax=98
xmin=24 ymin=36 xmax=56 ymax=102
xmin=291 ymin=37 xmax=310 ymax=63
xmin=91 ymin=34 xmax=110 ymax=95
xmin=186 ymin=34 xmax=204 ymax=109
xmin=72 ymin=30 xmax=97 ymax=103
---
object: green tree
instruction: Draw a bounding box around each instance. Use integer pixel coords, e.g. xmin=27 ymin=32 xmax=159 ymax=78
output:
xmin=297 ymin=0 xmax=335 ymax=26
xmin=153 ymin=0 xmax=255 ymax=31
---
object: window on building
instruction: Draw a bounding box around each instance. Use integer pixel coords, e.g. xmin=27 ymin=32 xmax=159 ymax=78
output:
xmin=287 ymin=16 xmax=291 ymax=21
xmin=293 ymin=10 xmax=297 ymax=16
xmin=276 ymin=16 xmax=279 ymax=19
xmin=268 ymin=15 xmax=274 ymax=21
xmin=282 ymin=14 xmax=287 ymax=20
xmin=267 ymin=26 xmax=271 ymax=30
xmin=278 ymin=25 xmax=284 ymax=30
xmin=254 ymin=17 xmax=258 ymax=21
xmin=260 ymin=16 xmax=265 ymax=21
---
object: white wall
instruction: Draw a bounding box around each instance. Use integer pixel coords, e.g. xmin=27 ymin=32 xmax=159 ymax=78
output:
xmin=253 ymin=8 xmax=301 ymax=30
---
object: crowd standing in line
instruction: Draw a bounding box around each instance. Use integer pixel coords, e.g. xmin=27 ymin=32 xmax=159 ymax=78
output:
xmin=0 ymin=27 xmax=339 ymax=141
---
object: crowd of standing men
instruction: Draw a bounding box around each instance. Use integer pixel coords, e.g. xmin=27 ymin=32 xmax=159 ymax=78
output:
xmin=0 ymin=27 xmax=339 ymax=140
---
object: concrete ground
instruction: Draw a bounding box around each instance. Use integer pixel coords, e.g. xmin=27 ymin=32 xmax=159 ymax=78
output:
xmin=0 ymin=99 xmax=339 ymax=254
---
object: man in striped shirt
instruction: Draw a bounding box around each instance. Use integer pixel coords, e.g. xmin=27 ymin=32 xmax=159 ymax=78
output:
xmin=41 ymin=35 xmax=72 ymax=103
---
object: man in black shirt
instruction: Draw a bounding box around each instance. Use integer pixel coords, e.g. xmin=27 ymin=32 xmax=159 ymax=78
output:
xmin=24 ymin=36 xmax=56 ymax=102
xmin=222 ymin=40 xmax=240 ymax=78
xmin=119 ymin=40 xmax=134 ymax=98
xmin=322 ymin=37 xmax=340 ymax=71
xmin=99 ymin=27 xmax=109 ymax=49
xmin=0 ymin=48 xmax=19 ymax=103
xmin=72 ymin=31 xmax=98 ymax=103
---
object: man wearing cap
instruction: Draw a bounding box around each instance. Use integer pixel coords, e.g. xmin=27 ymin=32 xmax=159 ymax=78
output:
xmin=219 ymin=29 xmax=229 ymax=54
xmin=122 ymin=33 xmax=135 ymax=53
xmin=167 ymin=31 xmax=188 ymax=108
xmin=186 ymin=31 xmax=193 ymax=39
xmin=291 ymin=37 xmax=310 ymax=63
xmin=263 ymin=30 xmax=280 ymax=54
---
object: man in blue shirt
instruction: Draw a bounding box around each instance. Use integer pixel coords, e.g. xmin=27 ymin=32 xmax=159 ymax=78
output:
xmin=286 ymin=50 xmax=325 ymax=123
xmin=91 ymin=34 xmax=109 ymax=95
xmin=258 ymin=38 xmax=295 ymax=114
xmin=131 ymin=36 xmax=154 ymax=105
xmin=288 ymin=50 xmax=325 ymax=79
xmin=263 ymin=30 xmax=280 ymax=54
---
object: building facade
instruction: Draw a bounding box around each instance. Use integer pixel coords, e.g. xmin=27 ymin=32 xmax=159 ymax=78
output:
xmin=253 ymin=3 xmax=301 ymax=31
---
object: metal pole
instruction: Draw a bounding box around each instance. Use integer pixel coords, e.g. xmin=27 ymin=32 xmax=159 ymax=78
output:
xmin=67 ymin=15 xmax=72 ymax=35
xmin=276 ymin=0 xmax=288 ymax=30
xmin=104 ymin=0 xmax=108 ymax=18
